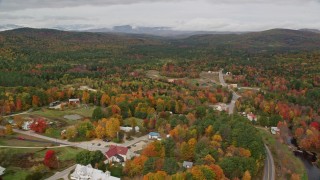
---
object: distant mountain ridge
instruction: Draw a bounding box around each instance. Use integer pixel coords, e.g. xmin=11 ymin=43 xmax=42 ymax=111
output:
xmin=1 ymin=24 xmax=320 ymax=37
xmin=0 ymin=24 xmax=245 ymax=37
xmin=180 ymin=28 xmax=320 ymax=51
xmin=1 ymin=27 xmax=320 ymax=54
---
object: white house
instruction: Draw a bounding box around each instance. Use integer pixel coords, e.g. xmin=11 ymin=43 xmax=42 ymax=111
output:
xmin=79 ymin=86 xmax=97 ymax=92
xmin=0 ymin=166 xmax=5 ymax=176
xmin=271 ymin=127 xmax=280 ymax=135
xmin=229 ymin=84 xmax=238 ymax=88
xmin=212 ymin=103 xmax=228 ymax=112
xmin=70 ymin=164 xmax=119 ymax=180
xmin=120 ymin=126 xmax=140 ymax=133
xmin=183 ymin=161 xmax=193 ymax=169
xmin=247 ymin=112 xmax=257 ymax=121
xmin=148 ymin=132 xmax=161 ymax=140
xmin=22 ymin=121 xmax=32 ymax=131
xmin=49 ymin=101 xmax=61 ymax=107
xmin=69 ymin=98 xmax=80 ymax=104
xmin=105 ymin=145 xmax=133 ymax=164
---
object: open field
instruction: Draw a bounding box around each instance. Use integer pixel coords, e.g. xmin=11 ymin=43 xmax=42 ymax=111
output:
xmin=1 ymin=146 xmax=81 ymax=180
xmin=23 ymin=106 xmax=95 ymax=139
xmin=258 ymin=128 xmax=307 ymax=180
xmin=199 ymin=71 xmax=220 ymax=84
xmin=30 ymin=106 xmax=95 ymax=119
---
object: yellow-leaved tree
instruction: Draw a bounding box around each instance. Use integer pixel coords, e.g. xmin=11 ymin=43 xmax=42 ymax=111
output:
xmin=106 ymin=118 xmax=120 ymax=138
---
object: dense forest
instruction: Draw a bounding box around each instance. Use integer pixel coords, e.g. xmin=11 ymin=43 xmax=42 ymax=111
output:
xmin=0 ymin=28 xmax=319 ymax=179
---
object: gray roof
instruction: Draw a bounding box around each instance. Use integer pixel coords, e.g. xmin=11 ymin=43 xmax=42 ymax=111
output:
xmin=183 ymin=161 xmax=193 ymax=168
xmin=0 ymin=166 xmax=5 ymax=176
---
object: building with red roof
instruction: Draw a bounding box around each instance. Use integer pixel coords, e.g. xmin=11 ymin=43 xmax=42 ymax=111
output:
xmin=105 ymin=145 xmax=132 ymax=164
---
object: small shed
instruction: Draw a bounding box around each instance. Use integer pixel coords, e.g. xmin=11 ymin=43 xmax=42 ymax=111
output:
xmin=69 ymin=98 xmax=80 ymax=104
xmin=271 ymin=127 xmax=280 ymax=135
xmin=183 ymin=161 xmax=193 ymax=169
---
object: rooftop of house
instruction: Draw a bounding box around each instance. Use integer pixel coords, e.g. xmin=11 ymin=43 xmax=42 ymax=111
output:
xmin=183 ymin=161 xmax=193 ymax=168
xmin=149 ymin=132 xmax=160 ymax=136
xmin=71 ymin=164 xmax=119 ymax=180
xmin=0 ymin=166 xmax=6 ymax=176
xmin=106 ymin=145 xmax=128 ymax=158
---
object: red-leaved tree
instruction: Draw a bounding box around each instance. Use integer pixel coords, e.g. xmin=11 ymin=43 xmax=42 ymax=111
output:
xmin=30 ymin=118 xmax=47 ymax=133
xmin=44 ymin=150 xmax=58 ymax=169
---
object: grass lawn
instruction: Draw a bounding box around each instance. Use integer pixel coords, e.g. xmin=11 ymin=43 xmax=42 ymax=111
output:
xmin=30 ymin=106 xmax=95 ymax=119
xmin=33 ymin=146 xmax=82 ymax=161
xmin=107 ymin=164 xmax=123 ymax=178
xmin=199 ymin=71 xmax=220 ymax=84
xmin=28 ymin=106 xmax=95 ymax=140
xmin=258 ymin=128 xmax=307 ymax=180
xmin=2 ymin=167 xmax=29 ymax=180
xmin=1 ymin=146 xmax=81 ymax=180
xmin=123 ymin=117 xmax=144 ymax=127
xmin=0 ymin=133 xmax=54 ymax=147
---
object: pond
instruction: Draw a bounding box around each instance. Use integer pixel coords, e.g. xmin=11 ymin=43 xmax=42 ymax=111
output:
xmin=291 ymin=138 xmax=320 ymax=180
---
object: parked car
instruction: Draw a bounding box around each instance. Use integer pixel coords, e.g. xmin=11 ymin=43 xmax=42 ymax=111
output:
xmin=103 ymin=139 xmax=111 ymax=142
xmin=18 ymin=136 xmax=25 ymax=140
xmin=97 ymin=143 xmax=101 ymax=146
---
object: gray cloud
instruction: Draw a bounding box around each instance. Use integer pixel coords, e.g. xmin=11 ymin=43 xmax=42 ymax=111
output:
xmin=0 ymin=0 xmax=174 ymax=11
xmin=0 ymin=0 xmax=319 ymax=31
xmin=1 ymin=0 xmax=319 ymax=11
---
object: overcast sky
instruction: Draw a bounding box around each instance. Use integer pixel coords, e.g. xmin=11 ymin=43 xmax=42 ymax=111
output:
xmin=1 ymin=0 xmax=320 ymax=31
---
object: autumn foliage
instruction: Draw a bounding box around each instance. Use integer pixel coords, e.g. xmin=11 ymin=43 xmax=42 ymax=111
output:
xmin=44 ymin=150 xmax=58 ymax=169
xmin=30 ymin=118 xmax=47 ymax=133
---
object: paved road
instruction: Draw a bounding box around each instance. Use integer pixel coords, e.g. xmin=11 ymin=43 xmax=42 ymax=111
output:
xmin=45 ymin=164 xmax=76 ymax=180
xmin=1 ymin=109 xmax=33 ymax=118
xmin=218 ymin=69 xmax=241 ymax=114
xmin=219 ymin=70 xmax=275 ymax=179
xmin=264 ymin=144 xmax=275 ymax=180
xmin=219 ymin=69 xmax=227 ymax=87
xmin=238 ymin=87 xmax=261 ymax=91
xmin=0 ymin=125 xmax=107 ymax=152
xmin=228 ymin=90 xmax=241 ymax=114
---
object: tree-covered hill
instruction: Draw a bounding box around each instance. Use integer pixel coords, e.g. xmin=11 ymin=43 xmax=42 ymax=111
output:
xmin=178 ymin=28 xmax=320 ymax=52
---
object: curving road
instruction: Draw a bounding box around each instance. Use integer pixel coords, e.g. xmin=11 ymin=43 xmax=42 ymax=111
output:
xmin=45 ymin=164 xmax=76 ymax=180
xmin=264 ymin=144 xmax=275 ymax=180
xmin=219 ymin=69 xmax=275 ymax=179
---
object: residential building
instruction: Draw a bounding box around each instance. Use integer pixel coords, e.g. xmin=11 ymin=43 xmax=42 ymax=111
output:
xmin=120 ymin=126 xmax=140 ymax=133
xmin=105 ymin=145 xmax=132 ymax=164
xmin=183 ymin=161 xmax=193 ymax=169
xmin=271 ymin=127 xmax=280 ymax=135
xmin=247 ymin=112 xmax=257 ymax=121
xmin=49 ymin=101 xmax=61 ymax=107
xmin=212 ymin=103 xmax=228 ymax=112
xmin=148 ymin=132 xmax=161 ymax=140
xmin=69 ymin=98 xmax=80 ymax=104
xmin=0 ymin=166 xmax=5 ymax=176
xmin=22 ymin=121 xmax=32 ymax=131
xmin=229 ymin=84 xmax=238 ymax=88
xmin=70 ymin=164 xmax=119 ymax=180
